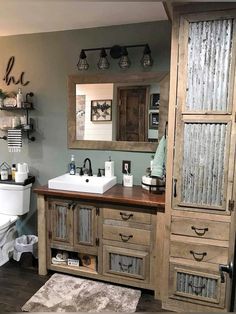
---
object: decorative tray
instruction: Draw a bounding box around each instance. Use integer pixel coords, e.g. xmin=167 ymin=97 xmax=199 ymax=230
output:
xmin=0 ymin=175 xmax=35 ymax=186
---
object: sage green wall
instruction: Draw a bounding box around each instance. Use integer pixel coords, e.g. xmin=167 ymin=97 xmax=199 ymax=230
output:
xmin=0 ymin=21 xmax=171 ymax=234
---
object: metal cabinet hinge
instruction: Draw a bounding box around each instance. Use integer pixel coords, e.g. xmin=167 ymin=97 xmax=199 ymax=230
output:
xmin=228 ymin=200 xmax=235 ymax=212
xmin=95 ymin=238 xmax=100 ymax=246
xmin=96 ymin=207 xmax=100 ymax=216
xmin=68 ymin=202 xmax=76 ymax=210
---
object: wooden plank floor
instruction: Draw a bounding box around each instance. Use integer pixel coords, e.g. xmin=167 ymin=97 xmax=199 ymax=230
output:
xmin=0 ymin=258 xmax=166 ymax=312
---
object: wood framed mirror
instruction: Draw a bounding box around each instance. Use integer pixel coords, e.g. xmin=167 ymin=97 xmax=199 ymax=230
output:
xmin=68 ymin=72 xmax=169 ymax=152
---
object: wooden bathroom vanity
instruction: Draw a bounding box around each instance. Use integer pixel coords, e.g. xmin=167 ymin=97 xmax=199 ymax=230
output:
xmin=35 ymin=3 xmax=236 ymax=312
xmin=34 ymin=185 xmax=165 ymax=299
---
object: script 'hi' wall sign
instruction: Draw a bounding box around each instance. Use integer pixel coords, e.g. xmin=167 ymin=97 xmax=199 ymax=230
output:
xmin=3 ymin=56 xmax=30 ymax=86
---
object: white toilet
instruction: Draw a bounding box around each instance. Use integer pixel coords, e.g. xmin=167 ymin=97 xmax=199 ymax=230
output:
xmin=0 ymin=183 xmax=32 ymax=266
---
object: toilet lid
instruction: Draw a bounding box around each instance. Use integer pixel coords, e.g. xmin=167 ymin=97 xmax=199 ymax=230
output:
xmin=0 ymin=214 xmax=18 ymax=230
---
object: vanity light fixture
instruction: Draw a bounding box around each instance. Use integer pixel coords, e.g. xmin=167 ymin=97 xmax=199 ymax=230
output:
xmin=118 ymin=47 xmax=131 ymax=69
xmin=77 ymin=49 xmax=89 ymax=70
xmin=97 ymin=48 xmax=110 ymax=70
xmin=77 ymin=44 xmax=153 ymax=71
xmin=141 ymin=44 xmax=153 ymax=68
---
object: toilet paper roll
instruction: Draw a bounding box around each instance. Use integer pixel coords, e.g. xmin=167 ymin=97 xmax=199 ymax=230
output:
xmin=15 ymin=172 xmax=28 ymax=183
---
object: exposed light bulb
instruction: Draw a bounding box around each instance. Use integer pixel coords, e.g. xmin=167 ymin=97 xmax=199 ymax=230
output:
xmin=119 ymin=47 xmax=131 ymax=69
xmin=97 ymin=48 xmax=109 ymax=70
xmin=141 ymin=44 xmax=153 ymax=68
xmin=77 ymin=50 xmax=89 ymax=70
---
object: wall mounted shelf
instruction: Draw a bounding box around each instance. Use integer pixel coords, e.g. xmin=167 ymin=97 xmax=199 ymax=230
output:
xmin=0 ymin=104 xmax=36 ymax=141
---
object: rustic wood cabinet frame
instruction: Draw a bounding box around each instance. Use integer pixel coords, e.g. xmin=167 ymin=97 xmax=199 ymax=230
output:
xmin=163 ymin=3 xmax=236 ymax=312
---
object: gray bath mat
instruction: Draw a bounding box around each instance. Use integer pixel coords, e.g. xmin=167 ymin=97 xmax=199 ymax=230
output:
xmin=22 ymin=273 xmax=141 ymax=312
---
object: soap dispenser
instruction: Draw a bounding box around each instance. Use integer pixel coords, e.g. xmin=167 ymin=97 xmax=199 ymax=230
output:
xmin=105 ymin=156 xmax=114 ymax=177
xmin=69 ymin=155 xmax=76 ymax=175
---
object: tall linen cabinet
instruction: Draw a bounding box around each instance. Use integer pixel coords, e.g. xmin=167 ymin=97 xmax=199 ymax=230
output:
xmin=163 ymin=4 xmax=236 ymax=312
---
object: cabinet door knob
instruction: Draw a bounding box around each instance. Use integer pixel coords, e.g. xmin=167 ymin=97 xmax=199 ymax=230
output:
xmin=219 ymin=262 xmax=233 ymax=283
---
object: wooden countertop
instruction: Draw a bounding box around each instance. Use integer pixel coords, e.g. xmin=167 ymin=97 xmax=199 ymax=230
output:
xmin=34 ymin=184 xmax=165 ymax=210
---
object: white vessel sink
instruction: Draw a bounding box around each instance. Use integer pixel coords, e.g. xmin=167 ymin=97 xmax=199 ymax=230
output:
xmin=48 ymin=173 xmax=117 ymax=194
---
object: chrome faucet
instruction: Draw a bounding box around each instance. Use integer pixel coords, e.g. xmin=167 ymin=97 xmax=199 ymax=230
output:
xmin=83 ymin=158 xmax=93 ymax=176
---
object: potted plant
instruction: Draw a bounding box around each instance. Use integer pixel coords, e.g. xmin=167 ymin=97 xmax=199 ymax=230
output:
xmin=0 ymin=89 xmax=7 ymax=98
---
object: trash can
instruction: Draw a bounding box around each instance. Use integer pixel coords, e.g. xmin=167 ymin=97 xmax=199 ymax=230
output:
xmin=13 ymin=235 xmax=38 ymax=267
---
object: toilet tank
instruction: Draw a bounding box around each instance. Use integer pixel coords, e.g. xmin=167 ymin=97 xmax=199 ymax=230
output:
xmin=0 ymin=183 xmax=32 ymax=215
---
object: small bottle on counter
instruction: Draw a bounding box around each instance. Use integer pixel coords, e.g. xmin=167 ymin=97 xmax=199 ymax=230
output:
xmin=0 ymin=169 xmax=8 ymax=180
xmin=11 ymin=164 xmax=16 ymax=180
xmin=16 ymin=88 xmax=24 ymax=108
xmin=69 ymin=155 xmax=76 ymax=175
xmin=105 ymin=156 xmax=114 ymax=177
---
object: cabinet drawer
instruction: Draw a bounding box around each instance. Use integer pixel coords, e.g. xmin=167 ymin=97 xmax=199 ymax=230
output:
xmin=169 ymin=262 xmax=225 ymax=308
xmin=103 ymin=245 xmax=149 ymax=281
xmin=103 ymin=208 xmax=151 ymax=224
xmin=171 ymin=217 xmax=230 ymax=241
xmin=103 ymin=224 xmax=151 ymax=246
xmin=170 ymin=241 xmax=228 ymax=264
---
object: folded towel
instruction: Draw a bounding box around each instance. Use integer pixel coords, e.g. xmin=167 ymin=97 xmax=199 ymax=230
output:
xmin=8 ymin=129 xmax=22 ymax=152
xmin=151 ymin=135 xmax=167 ymax=179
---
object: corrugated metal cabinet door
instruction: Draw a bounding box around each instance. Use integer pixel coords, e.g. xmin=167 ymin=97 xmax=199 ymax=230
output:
xmin=73 ymin=204 xmax=98 ymax=254
xmin=172 ymin=10 xmax=236 ymax=214
xmin=48 ymin=200 xmax=73 ymax=246
xmin=173 ymin=121 xmax=232 ymax=212
xmin=169 ymin=262 xmax=226 ymax=308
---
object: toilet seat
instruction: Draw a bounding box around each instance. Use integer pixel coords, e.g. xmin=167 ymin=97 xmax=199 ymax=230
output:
xmin=0 ymin=214 xmax=18 ymax=231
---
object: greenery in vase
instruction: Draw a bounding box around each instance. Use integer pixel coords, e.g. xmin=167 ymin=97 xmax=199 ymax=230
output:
xmin=0 ymin=89 xmax=7 ymax=99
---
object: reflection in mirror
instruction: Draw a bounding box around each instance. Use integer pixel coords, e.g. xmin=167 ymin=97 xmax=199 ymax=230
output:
xmin=76 ymin=82 xmax=160 ymax=142
xmin=68 ymin=73 xmax=169 ymax=152
xmin=76 ymin=84 xmax=114 ymax=141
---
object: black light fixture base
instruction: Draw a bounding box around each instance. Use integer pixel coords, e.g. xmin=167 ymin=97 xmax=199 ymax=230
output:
xmin=78 ymin=43 xmax=153 ymax=70
xmin=110 ymin=45 xmax=122 ymax=59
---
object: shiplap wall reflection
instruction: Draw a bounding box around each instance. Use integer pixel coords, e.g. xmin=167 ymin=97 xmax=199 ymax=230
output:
xmin=76 ymin=84 xmax=113 ymax=141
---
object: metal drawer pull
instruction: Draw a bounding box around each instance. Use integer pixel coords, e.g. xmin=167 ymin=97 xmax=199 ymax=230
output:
xmin=188 ymin=282 xmax=206 ymax=295
xmin=173 ymin=179 xmax=177 ymax=197
xmin=118 ymin=262 xmax=133 ymax=272
xmin=119 ymin=233 xmax=133 ymax=242
xmin=119 ymin=212 xmax=133 ymax=221
xmin=191 ymin=226 xmax=208 ymax=236
xmin=189 ymin=250 xmax=207 ymax=262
